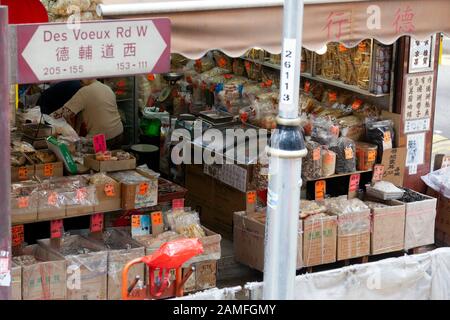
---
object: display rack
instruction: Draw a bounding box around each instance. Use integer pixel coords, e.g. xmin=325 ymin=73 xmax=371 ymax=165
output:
xmin=304 ymin=169 xmax=373 ymax=182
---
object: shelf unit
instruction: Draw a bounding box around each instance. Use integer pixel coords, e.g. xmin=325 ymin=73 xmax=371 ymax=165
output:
xmin=305 ymin=169 xmax=373 ymax=182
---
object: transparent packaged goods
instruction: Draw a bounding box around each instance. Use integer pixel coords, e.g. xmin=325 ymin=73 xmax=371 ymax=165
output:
xmin=319 ymin=43 xmax=340 ymax=80
xmin=330 ymin=137 xmax=356 ymax=174
xmin=302 ymin=141 xmax=322 ymax=180
xmin=166 ymin=209 xmax=206 ymax=238
xmin=336 ymin=45 xmax=358 ymax=85
xmin=366 ymin=120 xmax=394 ymax=163
xmin=311 ymin=117 xmax=339 ymax=146
xmin=321 ymin=148 xmax=336 ymax=177
xmin=354 ymin=40 xmax=372 ymax=90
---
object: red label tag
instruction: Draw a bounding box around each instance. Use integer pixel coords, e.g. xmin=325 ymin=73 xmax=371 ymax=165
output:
xmin=315 ymin=181 xmax=326 ymax=200
xmin=372 ymin=164 xmax=385 ymax=182
xmin=352 ymin=99 xmax=363 ymax=110
xmin=172 ymin=198 xmax=185 ymax=210
xmin=339 ymin=44 xmax=348 ymax=52
xmin=147 ymin=74 xmax=155 ymax=81
xmin=93 ymin=134 xmax=107 ymax=153
xmin=104 ymin=183 xmax=116 ymax=197
xmin=11 ymin=225 xmax=24 ymax=247
xmin=18 ymin=196 xmax=30 ymax=209
xmin=90 ymin=213 xmax=104 ymax=233
xmin=44 ymin=163 xmax=54 ymax=177
xmin=328 ymin=92 xmax=337 ymax=103
xmin=218 ymin=57 xmax=227 ymax=68
xmin=151 ymin=211 xmax=163 ymax=226
xmin=349 ymin=174 xmax=361 ymax=192
xmin=18 ymin=167 xmax=28 ymax=180
xmin=50 ymin=220 xmax=63 ymax=239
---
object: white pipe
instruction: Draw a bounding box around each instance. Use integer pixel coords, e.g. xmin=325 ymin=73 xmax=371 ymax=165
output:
xmin=98 ymin=0 xmax=372 ymax=16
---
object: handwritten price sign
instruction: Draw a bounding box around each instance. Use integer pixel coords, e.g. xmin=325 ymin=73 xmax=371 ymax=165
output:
xmin=12 ymin=225 xmax=24 ymax=247
xmin=93 ymin=134 xmax=107 ymax=153
xmin=151 ymin=211 xmax=163 ymax=226
xmin=104 ymin=183 xmax=116 ymax=197
xmin=315 ymin=180 xmax=326 ymax=200
xmin=44 ymin=163 xmax=54 ymax=177
xmin=90 ymin=213 xmax=104 ymax=233
xmin=50 ymin=219 xmax=63 ymax=239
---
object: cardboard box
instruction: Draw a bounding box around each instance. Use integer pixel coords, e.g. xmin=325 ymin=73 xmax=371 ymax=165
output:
xmin=186 ymin=165 xmax=247 ymax=239
xmin=11 ymin=263 xmax=22 ymax=300
xmin=392 ymin=190 xmax=437 ymax=250
xmin=11 ymin=181 xmax=39 ymax=224
xmin=84 ymin=152 xmax=136 ymax=173
xmin=233 ymin=211 xmax=303 ymax=272
xmin=11 ymin=165 xmax=35 ymax=182
xmin=93 ymin=180 xmax=122 ymax=213
xmin=183 ymin=260 xmax=217 ymax=293
xmin=65 ymin=185 xmax=97 ymax=218
xmin=370 ymin=202 xmax=406 ymax=255
xmin=81 ymin=229 xmax=145 ymax=300
xmin=15 ymin=245 xmax=66 ymax=300
xmin=37 ymin=190 xmax=66 ymax=221
xmin=333 ymin=210 xmax=371 ymax=260
xmin=110 ymin=171 xmax=158 ymax=210
xmin=34 ymin=162 xmax=64 ymax=179
xmin=38 ymin=235 xmax=108 ymax=300
xmin=302 ymin=215 xmax=337 ymax=267
xmin=186 ymin=227 xmax=221 ymax=265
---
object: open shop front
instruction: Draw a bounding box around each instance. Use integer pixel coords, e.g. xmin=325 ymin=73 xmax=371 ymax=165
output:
xmin=3 ymin=0 xmax=450 ymax=300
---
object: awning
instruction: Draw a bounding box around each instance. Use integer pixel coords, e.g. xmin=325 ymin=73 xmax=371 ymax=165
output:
xmin=98 ymin=0 xmax=450 ymax=59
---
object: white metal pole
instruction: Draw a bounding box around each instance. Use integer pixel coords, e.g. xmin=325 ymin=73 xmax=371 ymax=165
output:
xmin=0 ymin=5 xmax=11 ymax=300
xmin=263 ymin=0 xmax=306 ymax=300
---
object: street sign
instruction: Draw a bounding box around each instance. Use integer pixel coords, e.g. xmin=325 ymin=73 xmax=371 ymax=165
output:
xmin=14 ymin=18 xmax=171 ymax=84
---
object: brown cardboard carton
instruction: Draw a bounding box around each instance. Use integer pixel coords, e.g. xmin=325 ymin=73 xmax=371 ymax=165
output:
xmin=37 ymin=189 xmax=66 ymax=221
xmin=333 ymin=210 xmax=371 ymax=260
xmin=34 ymin=162 xmax=64 ymax=179
xmin=84 ymin=152 xmax=136 ymax=172
xmin=66 ymin=185 xmax=97 ymax=218
xmin=11 ymin=165 xmax=35 ymax=182
xmin=93 ymin=181 xmax=122 ymax=213
xmin=11 ymin=263 xmax=21 ymax=300
xmin=302 ymin=215 xmax=337 ymax=267
xmin=38 ymin=235 xmax=108 ymax=300
xmin=183 ymin=260 xmax=217 ymax=293
xmin=369 ymin=201 xmax=406 ymax=255
xmin=392 ymin=190 xmax=437 ymax=250
xmin=81 ymin=229 xmax=145 ymax=300
xmin=11 ymin=194 xmax=38 ymax=224
xmin=233 ymin=211 xmax=303 ymax=272
xmin=186 ymin=227 xmax=221 ymax=265
xmin=109 ymin=171 xmax=158 ymax=210
xmin=15 ymin=245 xmax=66 ymax=300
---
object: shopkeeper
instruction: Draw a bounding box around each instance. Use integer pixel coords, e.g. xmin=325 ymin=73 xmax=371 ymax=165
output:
xmin=50 ymin=79 xmax=124 ymax=150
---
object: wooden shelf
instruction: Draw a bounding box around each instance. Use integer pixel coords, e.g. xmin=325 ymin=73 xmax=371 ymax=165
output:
xmin=11 ymin=209 xmax=120 ymax=226
xmin=301 ymin=74 xmax=389 ymax=98
xmin=305 ymin=169 xmax=373 ymax=182
xmin=241 ymin=56 xmax=389 ymax=98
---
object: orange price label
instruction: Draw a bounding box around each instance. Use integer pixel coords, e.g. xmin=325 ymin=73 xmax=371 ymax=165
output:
xmin=76 ymin=187 xmax=87 ymax=202
xmin=138 ymin=183 xmax=149 ymax=195
xmin=104 ymin=183 xmax=116 ymax=197
xmin=218 ymin=57 xmax=227 ymax=68
xmin=131 ymin=215 xmax=141 ymax=228
xmin=358 ymin=42 xmax=367 ymax=52
xmin=345 ymin=147 xmax=354 ymax=160
xmin=330 ymin=125 xmax=340 ymax=137
xmin=339 ymin=44 xmax=348 ymax=52
xmin=48 ymin=192 xmax=58 ymax=206
xmin=90 ymin=213 xmax=104 ymax=233
xmin=351 ymin=99 xmax=363 ymax=110
xmin=328 ymin=92 xmax=337 ymax=103
xmin=44 ymin=163 xmax=54 ymax=177
xmin=18 ymin=196 xmax=29 ymax=209
xmin=247 ymin=191 xmax=256 ymax=204
xmin=368 ymin=150 xmax=376 ymax=162
xmin=384 ymin=131 xmax=391 ymax=143
xmin=324 ymin=152 xmax=334 ymax=165
xmin=50 ymin=219 xmax=63 ymax=239
xmin=313 ymin=148 xmax=321 ymax=161
xmin=18 ymin=167 xmax=28 ymax=180
xmin=147 ymin=74 xmax=155 ymax=81
xmin=11 ymin=225 xmax=24 ymax=247
xmin=349 ymin=174 xmax=361 ymax=192
xmin=315 ymin=181 xmax=326 ymax=200
xmin=372 ymin=165 xmax=385 ymax=182
xmin=151 ymin=211 xmax=163 ymax=226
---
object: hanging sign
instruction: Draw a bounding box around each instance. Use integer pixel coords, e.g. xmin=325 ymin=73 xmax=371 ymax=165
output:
xmin=11 ymin=225 xmax=24 ymax=247
xmin=14 ymin=18 xmax=171 ymax=84
xmin=315 ymin=181 xmax=326 ymax=201
xmin=93 ymin=134 xmax=107 ymax=153
xmin=50 ymin=219 xmax=64 ymax=239
xmin=90 ymin=213 xmax=104 ymax=233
